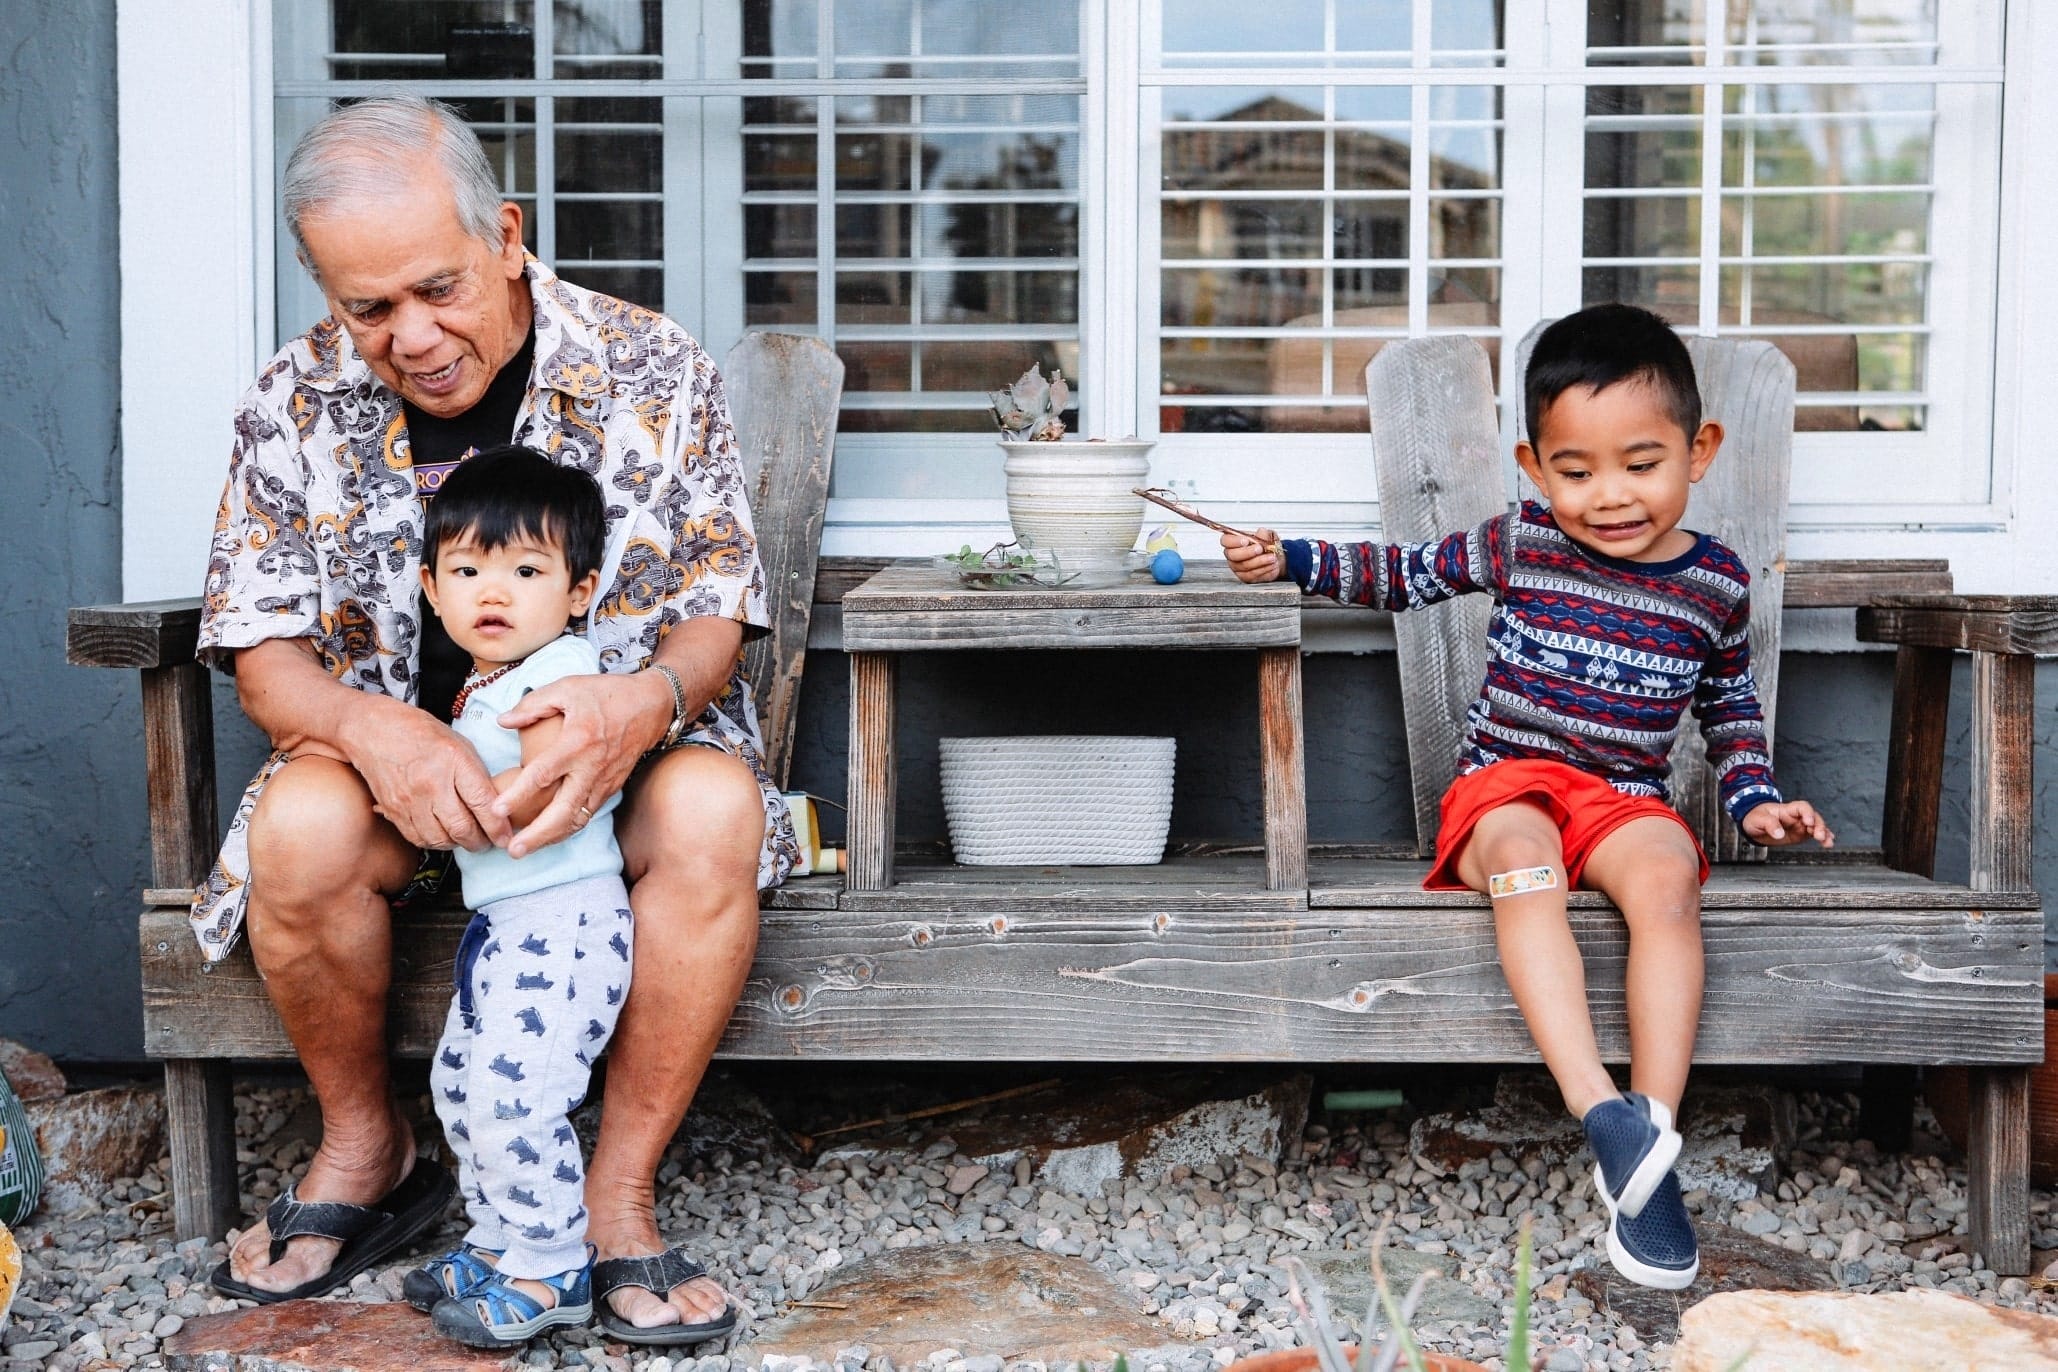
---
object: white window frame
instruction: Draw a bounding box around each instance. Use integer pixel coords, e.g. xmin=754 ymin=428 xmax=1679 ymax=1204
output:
xmin=117 ymin=0 xmax=2058 ymax=599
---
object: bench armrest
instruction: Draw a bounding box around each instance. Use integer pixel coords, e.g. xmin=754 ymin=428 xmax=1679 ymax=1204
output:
xmin=67 ymin=597 xmax=217 ymax=892
xmin=1860 ymin=595 xmax=2052 ymax=892
xmin=67 ymin=598 xmax=204 ymax=669
xmin=1858 ymin=594 xmax=2058 ymax=656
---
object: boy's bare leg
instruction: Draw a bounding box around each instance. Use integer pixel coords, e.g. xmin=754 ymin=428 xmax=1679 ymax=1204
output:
xmin=227 ymin=756 xmax=421 ymax=1293
xmin=1455 ymin=801 xmax=1619 ymax=1120
xmin=590 ymin=746 xmax=767 ymax=1331
xmin=1577 ymin=817 xmax=1706 ymax=1118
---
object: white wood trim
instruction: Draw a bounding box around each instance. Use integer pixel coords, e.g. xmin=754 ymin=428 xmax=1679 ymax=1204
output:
xmin=118 ymin=0 xmax=263 ymax=600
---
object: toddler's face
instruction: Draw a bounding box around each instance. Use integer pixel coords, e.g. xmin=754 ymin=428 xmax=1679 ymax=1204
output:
xmin=420 ymin=531 xmax=597 ymax=672
xmin=1516 ymin=379 xmax=1722 ymax=563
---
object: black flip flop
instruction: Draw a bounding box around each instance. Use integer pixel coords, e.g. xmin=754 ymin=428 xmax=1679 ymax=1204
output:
xmin=209 ymin=1157 xmax=456 ymax=1304
xmin=594 ymin=1248 xmax=739 ymax=1346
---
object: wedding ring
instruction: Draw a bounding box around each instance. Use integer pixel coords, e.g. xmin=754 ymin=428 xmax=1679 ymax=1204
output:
xmin=576 ymin=804 xmax=593 ymax=827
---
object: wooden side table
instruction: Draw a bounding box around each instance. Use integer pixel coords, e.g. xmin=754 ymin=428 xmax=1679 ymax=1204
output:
xmin=841 ymin=561 xmax=1308 ymax=892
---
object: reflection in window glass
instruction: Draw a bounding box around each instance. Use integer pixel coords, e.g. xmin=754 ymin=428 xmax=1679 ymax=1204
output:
xmin=746 ymin=1 xmax=1083 ymax=433
xmin=1156 ymin=49 xmax=1504 ymax=431
xmin=1582 ymin=16 xmax=1940 ymax=431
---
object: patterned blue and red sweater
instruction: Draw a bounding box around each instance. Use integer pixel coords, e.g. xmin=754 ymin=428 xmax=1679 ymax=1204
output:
xmin=1283 ymin=501 xmax=1784 ymax=830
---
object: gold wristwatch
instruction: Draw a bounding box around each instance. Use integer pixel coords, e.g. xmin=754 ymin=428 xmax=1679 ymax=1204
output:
xmin=649 ymin=664 xmax=690 ymax=751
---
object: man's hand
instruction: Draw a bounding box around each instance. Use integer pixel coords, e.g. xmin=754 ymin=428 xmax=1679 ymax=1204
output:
xmin=338 ymin=695 xmax=511 ymax=852
xmin=1742 ymin=799 xmax=1835 ymax=848
xmin=237 ymin=638 xmax=510 ymax=853
xmin=1223 ymin=528 xmax=1285 ymax=583
xmin=490 ymin=669 xmax=673 ymax=858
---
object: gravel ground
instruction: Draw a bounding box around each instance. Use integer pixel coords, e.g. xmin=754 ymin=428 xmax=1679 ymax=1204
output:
xmin=3 ymin=1072 xmax=2055 ymax=1371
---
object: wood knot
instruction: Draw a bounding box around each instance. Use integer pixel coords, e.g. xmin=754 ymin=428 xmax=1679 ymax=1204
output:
xmin=776 ymin=984 xmax=808 ymax=1014
xmin=909 ymin=925 xmax=935 ymax=947
xmin=988 ymin=915 xmax=1010 ymax=937
xmin=1151 ymin=913 xmax=1172 ymax=935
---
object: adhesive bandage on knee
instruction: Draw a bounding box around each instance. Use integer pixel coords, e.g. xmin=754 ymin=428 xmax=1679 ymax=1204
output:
xmin=1488 ymin=865 xmax=1559 ymax=899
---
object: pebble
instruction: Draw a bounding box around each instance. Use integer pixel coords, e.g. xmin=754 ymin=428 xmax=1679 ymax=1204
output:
xmin=2 ymin=1080 xmax=2053 ymax=1370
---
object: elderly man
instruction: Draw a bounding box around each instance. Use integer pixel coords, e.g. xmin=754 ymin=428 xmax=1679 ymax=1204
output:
xmin=195 ymin=96 xmax=796 ymax=1342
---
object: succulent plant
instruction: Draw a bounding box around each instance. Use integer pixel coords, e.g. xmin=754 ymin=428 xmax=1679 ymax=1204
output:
xmin=1279 ymin=1220 xmax=1537 ymax=1372
xmin=989 ymin=364 xmax=1070 ymax=441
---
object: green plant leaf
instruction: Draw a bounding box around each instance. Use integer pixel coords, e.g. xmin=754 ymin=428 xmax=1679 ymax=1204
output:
xmin=1508 ymin=1221 xmax=1533 ymax=1372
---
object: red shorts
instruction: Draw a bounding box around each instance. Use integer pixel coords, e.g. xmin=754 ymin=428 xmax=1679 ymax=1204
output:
xmin=1423 ymin=758 xmax=1709 ymax=892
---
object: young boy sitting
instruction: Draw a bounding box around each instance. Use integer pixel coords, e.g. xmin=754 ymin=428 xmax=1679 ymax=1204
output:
xmin=1224 ymin=303 xmax=1834 ymax=1289
xmin=404 ymin=445 xmax=630 ymax=1346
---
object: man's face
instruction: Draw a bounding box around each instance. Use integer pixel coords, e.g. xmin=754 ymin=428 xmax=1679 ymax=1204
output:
xmin=298 ymin=171 xmax=531 ymax=419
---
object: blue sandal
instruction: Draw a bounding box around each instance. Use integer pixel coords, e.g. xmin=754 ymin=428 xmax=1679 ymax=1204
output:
xmin=431 ymin=1258 xmax=593 ymax=1348
xmin=403 ymin=1244 xmax=504 ymax=1313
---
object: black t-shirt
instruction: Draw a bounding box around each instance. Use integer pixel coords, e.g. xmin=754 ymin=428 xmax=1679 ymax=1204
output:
xmin=407 ymin=324 xmax=537 ymax=721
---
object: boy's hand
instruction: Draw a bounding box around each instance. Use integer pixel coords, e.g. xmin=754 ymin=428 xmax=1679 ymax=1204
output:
xmin=1742 ymin=799 xmax=1835 ymax=848
xmin=1223 ymin=528 xmax=1284 ymax=583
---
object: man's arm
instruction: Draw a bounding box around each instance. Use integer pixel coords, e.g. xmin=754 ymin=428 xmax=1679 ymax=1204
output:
xmin=489 ymin=616 xmax=745 ymax=857
xmin=236 ymin=637 xmax=512 ymax=852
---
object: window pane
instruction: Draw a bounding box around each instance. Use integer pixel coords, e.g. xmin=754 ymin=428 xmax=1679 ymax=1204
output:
xmin=1165 ymin=200 xmax=1325 ymax=260
xmin=553 ymin=0 xmax=662 ymax=78
xmin=1162 ymin=0 xmax=1326 ymax=58
xmin=1588 ymin=1 xmax=1937 ymax=65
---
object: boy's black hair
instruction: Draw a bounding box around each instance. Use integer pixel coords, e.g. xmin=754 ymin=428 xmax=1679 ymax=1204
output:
xmin=422 ymin=444 xmax=606 ymax=581
xmin=1523 ymin=302 xmax=1702 ymax=450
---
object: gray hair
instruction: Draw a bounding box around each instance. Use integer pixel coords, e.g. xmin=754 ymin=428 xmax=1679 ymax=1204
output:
xmin=282 ymin=95 xmax=506 ymax=274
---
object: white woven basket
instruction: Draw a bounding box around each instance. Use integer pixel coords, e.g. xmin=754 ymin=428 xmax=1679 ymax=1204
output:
xmin=938 ymin=736 xmax=1176 ymax=866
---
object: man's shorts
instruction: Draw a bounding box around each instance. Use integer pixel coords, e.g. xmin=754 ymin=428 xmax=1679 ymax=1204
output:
xmin=1423 ymin=757 xmax=1709 ymax=892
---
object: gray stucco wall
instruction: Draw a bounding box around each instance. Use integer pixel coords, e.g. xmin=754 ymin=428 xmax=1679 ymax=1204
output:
xmin=0 ymin=4 xmax=141 ymax=1060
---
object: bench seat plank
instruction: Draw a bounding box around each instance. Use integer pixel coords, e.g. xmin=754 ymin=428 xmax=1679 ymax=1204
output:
xmin=140 ymin=863 xmax=2041 ymax=1064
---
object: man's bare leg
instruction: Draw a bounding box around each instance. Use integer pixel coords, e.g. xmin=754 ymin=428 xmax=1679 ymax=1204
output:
xmin=593 ymin=746 xmax=767 ymax=1330
xmin=1455 ymin=801 xmax=1620 ymax=1120
xmin=1577 ymin=817 xmax=1706 ymax=1118
xmin=226 ymin=756 xmax=421 ymax=1293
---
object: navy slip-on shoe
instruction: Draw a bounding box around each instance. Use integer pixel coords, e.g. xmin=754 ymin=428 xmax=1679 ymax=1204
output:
xmin=1603 ymin=1167 xmax=1701 ymax=1289
xmin=1583 ymin=1092 xmax=1681 ymax=1220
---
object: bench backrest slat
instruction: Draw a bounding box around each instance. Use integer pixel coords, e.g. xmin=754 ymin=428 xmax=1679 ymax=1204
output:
xmin=1365 ymin=336 xmax=1505 ymax=855
xmin=723 ymin=332 xmax=845 ymax=790
xmin=1369 ymin=328 xmax=1795 ymax=861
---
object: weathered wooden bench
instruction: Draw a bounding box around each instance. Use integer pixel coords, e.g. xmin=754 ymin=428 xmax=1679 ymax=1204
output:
xmin=71 ymin=334 xmax=2049 ymax=1274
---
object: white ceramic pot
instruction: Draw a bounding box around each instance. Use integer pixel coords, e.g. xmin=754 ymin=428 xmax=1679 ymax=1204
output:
xmin=1001 ymin=439 xmax=1155 ymax=555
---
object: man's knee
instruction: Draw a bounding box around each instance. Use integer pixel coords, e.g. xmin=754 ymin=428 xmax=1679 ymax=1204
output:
xmin=248 ymin=757 xmax=409 ymax=909
xmin=622 ymin=747 xmax=766 ymax=888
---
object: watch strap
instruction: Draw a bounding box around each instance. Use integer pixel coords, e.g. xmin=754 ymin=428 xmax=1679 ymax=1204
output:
xmin=649 ymin=663 xmax=689 ymax=750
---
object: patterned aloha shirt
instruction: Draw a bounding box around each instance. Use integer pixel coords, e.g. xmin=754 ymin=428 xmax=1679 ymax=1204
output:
xmin=192 ymin=256 xmax=798 ymax=962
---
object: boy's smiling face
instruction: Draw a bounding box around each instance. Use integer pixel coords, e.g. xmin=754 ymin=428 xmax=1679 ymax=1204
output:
xmin=420 ymin=530 xmax=598 ymax=674
xmin=1516 ymin=377 xmax=1723 ymax=563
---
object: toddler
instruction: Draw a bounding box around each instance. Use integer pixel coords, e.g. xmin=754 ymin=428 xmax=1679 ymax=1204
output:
xmin=404 ymin=444 xmax=629 ymax=1345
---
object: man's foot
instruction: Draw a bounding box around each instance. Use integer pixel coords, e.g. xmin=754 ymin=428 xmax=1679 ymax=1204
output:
xmin=1582 ymin=1092 xmax=1681 ymax=1220
xmin=1602 ymin=1169 xmax=1700 ymax=1289
xmin=588 ymin=1206 xmax=731 ymax=1333
xmin=223 ymin=1105 xmax=417 ymax=1295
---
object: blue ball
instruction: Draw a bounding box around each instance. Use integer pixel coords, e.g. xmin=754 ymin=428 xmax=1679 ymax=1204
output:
xmin=1151 ymin=549 xmax=1185 ymax=584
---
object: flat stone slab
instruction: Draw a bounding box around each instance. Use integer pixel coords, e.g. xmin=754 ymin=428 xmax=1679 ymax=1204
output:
xmin=1569 ymin=1223 xmax=1835 ymax=1342
xmin=162 ymin=1300 xmax=514 ymax=1371
xmin=1299 ymin=1248 xmax=1501 ymax=1333
xmin=748 ymin=1244 xmax=1187 ymax=1364
xmin=1672 ymin=1288 xmax=2058 ymax=1371
xmin=1410 ymin=1073 xmax=1790 ymax=1203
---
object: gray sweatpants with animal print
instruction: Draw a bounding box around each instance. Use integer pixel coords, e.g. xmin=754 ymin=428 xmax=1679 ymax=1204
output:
xmin=430 ymin=875 xmax=633 ymax=1279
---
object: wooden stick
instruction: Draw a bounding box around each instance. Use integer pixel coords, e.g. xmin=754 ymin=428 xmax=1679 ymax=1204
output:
xmin=798 ymin=1077 xmax=1063 ymax=1150
xmin=1133 ymin=487 xmax=1284 ymax=557
xmin=791 ymin=1300 xmax=851 ymax=1310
